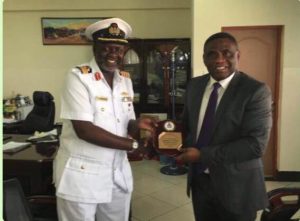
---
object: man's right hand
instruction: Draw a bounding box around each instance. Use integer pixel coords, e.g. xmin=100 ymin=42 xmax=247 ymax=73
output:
xmin=176 ymin=147 xmax=201 ymax=164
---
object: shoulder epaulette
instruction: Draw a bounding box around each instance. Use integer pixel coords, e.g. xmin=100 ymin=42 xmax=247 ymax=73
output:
xmin=120 ymin=71 xmax=130 ymax=78
xmin=76 ymin=66 xmax=92 ymax=74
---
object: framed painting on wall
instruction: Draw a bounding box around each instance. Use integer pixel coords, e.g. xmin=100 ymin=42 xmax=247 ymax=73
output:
xmin=41 ymin=17 xmax=108 ymax=45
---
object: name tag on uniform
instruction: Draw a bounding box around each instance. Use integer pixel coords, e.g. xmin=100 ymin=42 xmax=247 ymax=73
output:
xmin=95 ymin=96 xmax=108 ymax=101
xmin=121 ymin=96 xmax=133 ymax=102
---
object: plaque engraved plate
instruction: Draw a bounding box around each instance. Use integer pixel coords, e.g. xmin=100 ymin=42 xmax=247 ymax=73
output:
xmin=154 ymin=120 xmax=184 ymax=154
xmin=158 ymin=132 xmax=182 ymax=149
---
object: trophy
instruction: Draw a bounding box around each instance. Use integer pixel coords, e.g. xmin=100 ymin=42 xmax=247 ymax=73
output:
xmin=153 ymin=49 xmax=188 ymax=175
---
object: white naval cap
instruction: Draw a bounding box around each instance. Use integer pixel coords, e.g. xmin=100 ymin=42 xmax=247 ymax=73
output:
xmin=85 ymin=18 xmax=132 ymax=44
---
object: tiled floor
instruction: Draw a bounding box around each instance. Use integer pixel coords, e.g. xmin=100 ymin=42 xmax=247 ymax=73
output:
xmin=130 ymin=160 xmax=300 ymax=221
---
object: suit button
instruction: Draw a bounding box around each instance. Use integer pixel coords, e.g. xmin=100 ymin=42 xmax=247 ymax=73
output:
xmin=81 ymin=165 xmax=85 ymax=170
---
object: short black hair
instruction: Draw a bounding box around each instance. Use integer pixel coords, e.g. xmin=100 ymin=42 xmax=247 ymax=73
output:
xmin=204 ymin=32 xmax=238 ymax=49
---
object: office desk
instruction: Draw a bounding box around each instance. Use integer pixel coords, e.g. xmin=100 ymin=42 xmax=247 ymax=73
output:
xmin=3 ymin=134 xmax=58 ymax=196
xmin=3 ymin=134 xmax=142 ymax=195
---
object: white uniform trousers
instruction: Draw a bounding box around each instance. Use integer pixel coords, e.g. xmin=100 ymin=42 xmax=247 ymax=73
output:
xmin=57 ymin=186 xmax=132 ymax=221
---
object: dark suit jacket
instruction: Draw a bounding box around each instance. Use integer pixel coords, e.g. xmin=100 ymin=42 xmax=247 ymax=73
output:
xmin=182 ymin=71 xmax=273 ymax=214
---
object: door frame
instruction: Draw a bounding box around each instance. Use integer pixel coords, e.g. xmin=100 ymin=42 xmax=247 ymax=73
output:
xmin=222 ymin=25 xmax=283 ymax=177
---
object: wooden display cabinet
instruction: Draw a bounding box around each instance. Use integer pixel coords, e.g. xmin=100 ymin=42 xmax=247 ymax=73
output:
xmin=122 ymin=38 xmax=191 ymax=119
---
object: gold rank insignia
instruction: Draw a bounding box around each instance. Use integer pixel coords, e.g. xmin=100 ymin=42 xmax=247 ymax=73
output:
xmin=121 ymin=91 xmax=129 ymax=96
xmin=76 ymin=66 xmax=92 ymax=74
xmin=122 ymin=96 xmax=133 ymax=102
xmin=96 ymin=96 xmax=108 ymax=101
xmin=119 ymin=71 xmax=130 ymax=78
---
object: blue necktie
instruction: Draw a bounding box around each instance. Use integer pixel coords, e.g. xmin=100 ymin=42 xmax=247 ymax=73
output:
xmin=196 ymin=82 xmax=221 ymax=147
xmin=195 ymin=82 xmax=221 ymax=172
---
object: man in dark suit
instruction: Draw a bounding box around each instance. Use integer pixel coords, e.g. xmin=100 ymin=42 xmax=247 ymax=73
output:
xmin=176 ymin=32 xmax=273 ymax=221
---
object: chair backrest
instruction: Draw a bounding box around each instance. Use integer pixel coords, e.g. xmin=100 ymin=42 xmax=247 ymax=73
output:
xmin=261 ymin=187 xmax=300 ymax=221
xmin=3 ymin=178 xmax=33 ymax=221
xmin=21 ymin=91 xmax=55 ymax=134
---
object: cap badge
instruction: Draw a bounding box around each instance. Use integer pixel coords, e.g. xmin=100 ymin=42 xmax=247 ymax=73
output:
xmin=109 ymin=23 xmax=123 ymax=36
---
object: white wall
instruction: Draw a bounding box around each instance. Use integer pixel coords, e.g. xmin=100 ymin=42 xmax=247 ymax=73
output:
xmin=193 ymin=0 xmax=300 ymax=172
xmin=3 ymin=0 xmax=191 ymax=122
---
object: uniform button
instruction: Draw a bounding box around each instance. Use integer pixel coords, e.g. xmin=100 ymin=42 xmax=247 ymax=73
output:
xmin=117 ymin=119 xmax=120 ymax=123
xmin=81 ymin=165 xmax=85 ymax=170
xmin=101 ymin=108 xmax=105 ymax=111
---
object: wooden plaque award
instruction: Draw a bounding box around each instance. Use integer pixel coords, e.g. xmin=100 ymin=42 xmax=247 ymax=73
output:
xmin=153 ymin=120 xmax=183 ymax=156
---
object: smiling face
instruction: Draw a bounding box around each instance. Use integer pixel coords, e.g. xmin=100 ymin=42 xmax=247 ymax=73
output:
xmin=93 ymin=42 xmax=125 ymax=74
xmin=203 ymin=38 xmax=240 ymax=81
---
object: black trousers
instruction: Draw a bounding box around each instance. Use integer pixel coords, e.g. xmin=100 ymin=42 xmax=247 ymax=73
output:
xmin=191 ymin=173 xmax=257 ymax=221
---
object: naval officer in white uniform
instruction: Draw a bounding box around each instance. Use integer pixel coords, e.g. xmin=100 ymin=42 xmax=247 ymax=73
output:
xmin=53 ymin=18 xmax=157 ymax=221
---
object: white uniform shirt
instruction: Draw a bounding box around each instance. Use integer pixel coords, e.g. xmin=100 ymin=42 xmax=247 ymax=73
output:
xmin=53 ymin=58 xmax=135 ymax=203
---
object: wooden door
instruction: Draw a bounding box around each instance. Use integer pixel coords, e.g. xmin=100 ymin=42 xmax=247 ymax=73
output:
xmin=222 ymin=26 xmax=282 ymax=177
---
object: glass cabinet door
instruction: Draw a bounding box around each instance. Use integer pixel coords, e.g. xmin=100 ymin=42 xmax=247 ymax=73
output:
xmin=123 ymin=48 xmax=142 ymax=103
xmin=146 ymin=49 xmax=164 ymax=104
xmin=122 ymin=38 xmax=191 ymax=118
xmin=171 ymin=47 xmax=190 ymax=104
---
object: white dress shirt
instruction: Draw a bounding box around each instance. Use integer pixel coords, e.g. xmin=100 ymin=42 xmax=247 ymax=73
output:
xmin=196 ymin=73 xmax=235 ymax=137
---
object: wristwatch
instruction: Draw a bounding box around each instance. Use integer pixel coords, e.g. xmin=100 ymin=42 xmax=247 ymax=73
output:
xmin=132 ymin=140 xmax=139 ymax=150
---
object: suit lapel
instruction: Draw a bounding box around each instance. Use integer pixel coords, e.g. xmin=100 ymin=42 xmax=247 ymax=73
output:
xmin=213 ymin=72 xmax=241 ymax=134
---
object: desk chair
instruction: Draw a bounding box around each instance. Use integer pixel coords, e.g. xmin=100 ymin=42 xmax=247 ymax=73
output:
xmin=20 ymin=91 xmax=55 ymax=134
xmin=3 ymin=91 xmax=55 ymax=134
xmin=3 ymin=178 xmax=57 ymax=221
xmin=4 ymin=91 xmax=55 ymax=134
xmin=261 ymin=187 xmax=300 ymax=221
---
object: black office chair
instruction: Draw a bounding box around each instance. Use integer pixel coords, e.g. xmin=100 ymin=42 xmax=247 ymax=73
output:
xmin=261 ymin=187 xmax=300 ymax=221
xmin=20 ymin=91 xmax=55 ymax=134
xmin=4 ymin=91 xmax=56 ymax=134
xmin=3 ymin=178 xmax=57 ymax=221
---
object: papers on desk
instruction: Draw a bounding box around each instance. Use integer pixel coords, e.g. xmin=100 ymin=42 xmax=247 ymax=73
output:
xmin=3 ymin=118 xmax=21 ymax=124
xmin=27 ymin=129 xmax=58 ymax=143
xmin=3 ymin=141 xmax=31 ymax=153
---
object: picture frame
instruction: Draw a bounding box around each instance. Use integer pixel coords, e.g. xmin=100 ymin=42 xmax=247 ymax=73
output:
xmin=41 ymin=17 xmax=108 ymax=45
